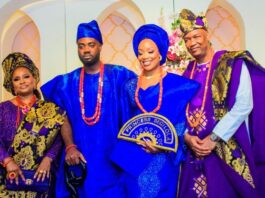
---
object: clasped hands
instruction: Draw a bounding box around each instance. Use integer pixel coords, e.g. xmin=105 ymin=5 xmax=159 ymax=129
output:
xmin=184 ymin=133 xmax=217 ymax=158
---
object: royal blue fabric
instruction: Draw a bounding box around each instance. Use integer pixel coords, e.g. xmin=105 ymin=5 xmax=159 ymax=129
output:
xmin=133 ymin=24 xmax=169 ymax=65
xmin=41 ymin=64 xmax=135 ymax=198
xmin=111 ymin=73 xmax=199 ymax=197
xmin=76 ymin=20 xmax=103 ymax=43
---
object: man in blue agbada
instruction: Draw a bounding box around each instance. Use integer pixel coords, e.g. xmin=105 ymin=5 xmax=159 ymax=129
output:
xmin=111 ymin=24 xmax=199 ymax=198
xmin=41 ymin=20 xmax=135 ymax=197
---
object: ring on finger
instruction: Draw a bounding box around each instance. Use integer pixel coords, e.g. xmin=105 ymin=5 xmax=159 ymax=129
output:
xmin=8 ymin=171 xmax=17 ymax=179
xmin=41 ymin=171 xmax=47 ymax=175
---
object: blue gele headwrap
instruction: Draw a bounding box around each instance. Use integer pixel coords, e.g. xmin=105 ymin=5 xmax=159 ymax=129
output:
xmin=133 ymin=24 xmax=169 ymax=65
xmin=76 ymin=20 xmax=103 ymax=44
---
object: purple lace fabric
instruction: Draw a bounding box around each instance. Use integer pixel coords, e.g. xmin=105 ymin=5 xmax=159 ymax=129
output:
xmin=0 ymin=101 xmax=18 ymax=162
xmin=0 ymin=100 xmax=62 ymax=163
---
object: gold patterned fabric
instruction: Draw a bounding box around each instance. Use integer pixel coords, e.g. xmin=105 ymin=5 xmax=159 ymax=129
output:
xmin=211 ymin=57 xmax=232 ymax=120
xmin=212 ymin=50 xmax=259 ymax=120
xmin=2 ymin=52 xmax=40 ymax=94
xmin=178 ymin=9 xmax=208 ymax=35
xmin=212 ymin=50 xmax=258 ymax=188
xmin=0 ymin=100 xmax=65 ymax=197
xmin=11 ymin=100 xmax=65 ymax=170
xmin=215 ymin=140 xmax=255 ymax=188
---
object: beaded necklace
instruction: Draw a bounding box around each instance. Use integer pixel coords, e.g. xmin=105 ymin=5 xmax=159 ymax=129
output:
xmin=16 ymin=94 xmax=36 ymax=127
xmin=186 ymin=58 xmax=213 ymax=129
xmin=135 ymin=67 xmax=163 ymax=113
xmin=79 ymin=63 xmax=104 ymax=125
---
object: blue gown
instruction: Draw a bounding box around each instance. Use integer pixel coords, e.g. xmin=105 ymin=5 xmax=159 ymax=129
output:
xmin=111 ymin=73 xmax=199 ymax=198
xmin=41 ymin=64 xmax=135 ymax=198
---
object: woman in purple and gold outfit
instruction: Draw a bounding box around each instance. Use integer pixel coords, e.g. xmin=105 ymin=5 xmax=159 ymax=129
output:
xmin=0 ymin=52 xmax=68 ymax=197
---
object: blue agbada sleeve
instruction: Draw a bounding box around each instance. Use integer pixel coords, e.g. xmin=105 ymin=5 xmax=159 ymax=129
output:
xmin=112 ymin=67 xmax=136 ymax=128
xmin=119 ymin=79 xmax=137 ymax=124
xmin=41 ymin=74 xmax=66 ymax=109
xmin=172 ymin=77 xmax=200 ymax=165
xmin=41 ymin=68 xmax=81 ymax=114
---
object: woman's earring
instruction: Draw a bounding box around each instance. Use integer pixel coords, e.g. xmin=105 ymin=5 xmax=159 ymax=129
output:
xmin=159 ymin=55 xmax=162 ymax=61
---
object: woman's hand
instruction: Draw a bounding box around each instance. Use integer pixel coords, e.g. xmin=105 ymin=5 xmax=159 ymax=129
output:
xmin=5 ymin=158 xmax=25 ymax=185
xmin=34 ymin=156 xmax=52 ymax=182
xmin=137 ymin=138 xmax=162 ymax=154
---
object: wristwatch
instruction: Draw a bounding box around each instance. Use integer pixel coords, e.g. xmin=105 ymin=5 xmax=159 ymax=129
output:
xmin=210 ymin=133 xmax=219 ymax=142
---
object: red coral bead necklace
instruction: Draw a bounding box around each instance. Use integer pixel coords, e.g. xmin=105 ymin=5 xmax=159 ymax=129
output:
xmin=79 ymin=63 xmax=104 ymax=125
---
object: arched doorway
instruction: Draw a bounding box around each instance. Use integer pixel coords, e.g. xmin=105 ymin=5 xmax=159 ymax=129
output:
xmin=207 ymin=1 xmax=245 ymax=51
xmin=0 ymin=11 xmax=40 ymax=101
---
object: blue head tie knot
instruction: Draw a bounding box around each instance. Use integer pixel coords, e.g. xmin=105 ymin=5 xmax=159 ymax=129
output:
xmin=76 ymin=20 xmax=103 ymax=44
xmin=133 ymin=24 xmax=169 ymax=65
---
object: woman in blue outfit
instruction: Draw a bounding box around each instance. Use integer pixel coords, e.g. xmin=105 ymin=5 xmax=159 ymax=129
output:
xmin=111 ymin=24 xmax=199 ymax=197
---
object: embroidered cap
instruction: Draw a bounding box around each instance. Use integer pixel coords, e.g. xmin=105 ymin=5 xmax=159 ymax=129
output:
xmin=178 ymin=9 xmax=208 ymax=35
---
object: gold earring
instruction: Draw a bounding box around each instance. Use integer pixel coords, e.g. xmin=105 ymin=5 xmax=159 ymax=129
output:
xmin=159 ymin=55 xmax=162 ymax=61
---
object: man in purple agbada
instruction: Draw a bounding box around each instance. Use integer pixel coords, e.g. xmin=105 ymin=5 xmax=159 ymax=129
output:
xmin=177 ymin=9 xmax=265 ymax=198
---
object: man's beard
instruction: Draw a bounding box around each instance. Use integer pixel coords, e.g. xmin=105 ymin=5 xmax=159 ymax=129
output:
xmin=79 ymin=52 xmax=100 ymax=68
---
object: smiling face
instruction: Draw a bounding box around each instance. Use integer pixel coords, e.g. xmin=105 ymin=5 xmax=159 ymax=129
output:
xmin=137 ymin=39 xmax=161 ymax=75
xmin=77 ymin=37 xmax=102 ymax=67
xmin=12 ymin=67 xmax=36 ymax=97
xmin=183 ymin=28 xmax=210 ymax=63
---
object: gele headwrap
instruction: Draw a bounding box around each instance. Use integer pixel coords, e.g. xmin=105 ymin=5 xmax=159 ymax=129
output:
xmin=2 ymin=52 xmax=39 ymax=94
xmin=133 ymin=24 xmax=169 ymax=65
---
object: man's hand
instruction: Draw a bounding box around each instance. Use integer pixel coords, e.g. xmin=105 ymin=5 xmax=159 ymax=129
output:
xmin=184 ymin=133 xmax=211 ymax=157
xmin=65 ymin=147 xmax=87 ymax=165
xmin=200 ymin=135 xmax=218 ymax=154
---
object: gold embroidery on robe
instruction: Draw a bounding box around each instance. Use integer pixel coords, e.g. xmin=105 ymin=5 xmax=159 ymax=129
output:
xmin=212 ymin=50 xmax=260 ymax=120
xmin=212 ymin=56 xmax=232 ymax=120
xmin=212 ymin=51 xmax=256 ymax=188
xmin=215 ymin=139 xmax=255 ymax=188
xmin=193 ymin=174 xmax=207 ymax=198
xmin=188 ymin=108 xmax=208 ymax=133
